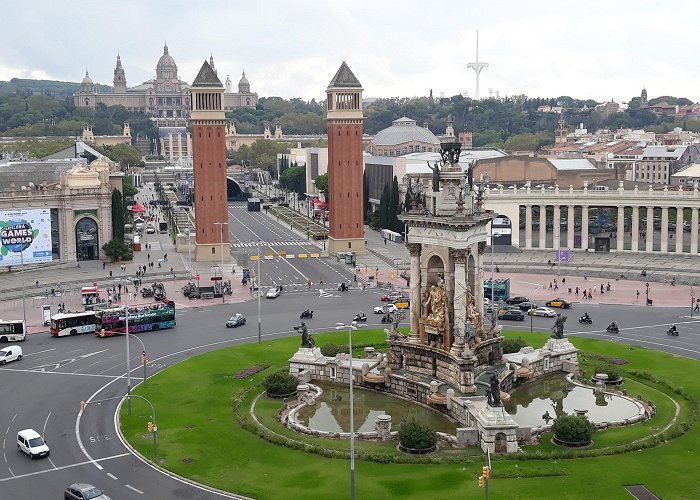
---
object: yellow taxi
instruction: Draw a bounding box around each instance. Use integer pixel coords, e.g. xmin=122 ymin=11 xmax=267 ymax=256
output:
xmin=393 ymin=298 xmax=411 ymax=309
xmin=545 ymin=298 xmax=572 ymax=309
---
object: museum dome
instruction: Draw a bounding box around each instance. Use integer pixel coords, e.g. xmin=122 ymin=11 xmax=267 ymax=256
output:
xmin=238 ymin=71 xmax=250 ymax=92
xmin=371 ymin=117 xmax=440 ymax=147
xmin=82 ymin=70 xmax=93 ymax=85
xmin=156 ymin=43 xmax=178 ymax=80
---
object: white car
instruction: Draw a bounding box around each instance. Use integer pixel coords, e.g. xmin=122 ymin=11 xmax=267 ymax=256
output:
xmin=374 ymin=304 xmax=398 ymax=314
xmin=145 ymin=225 xmax=156 ymax=234
xmin=266 ymin=287 xmax=281 ymax=299
xmin=528 ymin=306 xmax=557 ymax=317
xmin=0 ymin=345 xmax=22 ymax=365
xmin=17 ymin=429 xmax=49 ymax=459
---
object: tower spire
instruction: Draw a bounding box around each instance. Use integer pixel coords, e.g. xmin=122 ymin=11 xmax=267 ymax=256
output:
xmin=467 ymin=30 xmax=489 ymax=100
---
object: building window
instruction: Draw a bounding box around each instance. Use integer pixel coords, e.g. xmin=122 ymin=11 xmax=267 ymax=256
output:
xmin=212 ymin=247 xmax=216 ymax=254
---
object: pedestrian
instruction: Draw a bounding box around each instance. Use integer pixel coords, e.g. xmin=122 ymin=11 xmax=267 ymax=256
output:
xmin=384 ymin=238 xmax=387 ymax=245
xmin=143 ymin=265 xmax=146 ymax=273
xmin=307 ymin=279 xmax=312 ymax=289
xmin=164 ymin=253 xmax=168 ymax=261
xmin=102 ymin=262 xmax=106 ymax=270
xmin=109 ymin=270 xmax=113 ymax=277
xmin=636 ymin=290 xmax=640 ymax=301
xmin=588 ymin=291 xmax=592 ymax=299
xmin=575 ymin=286 xmax=579 ymax=295
xmin=147 ymin=253 xmax=151 ymax=260
xmin=118 ymin=283 xmax=122 ymax=293
xmin=549 ymin=281 xmax=553 ymax=289
xmin=600 ymin=284 xmax=604 ymax=293
xmin=125 ymin=285 xmax=129 ymax=294
xmin=583 ymin=272 xmax=588 ymax=280
xmin=320 ymin=277 xmax=323 ymax=285
xmin=581 ymin=289 xmax=586 ymax=299
xmin=354 ymin=274 xmax=357 ymax=282
xmin=695 ymin=301 xmax=699 ymax=312
xmin=562 ymin=277 xmax=566 ymax=285
xmin=35 ymin=280 xmax=39 ymax=287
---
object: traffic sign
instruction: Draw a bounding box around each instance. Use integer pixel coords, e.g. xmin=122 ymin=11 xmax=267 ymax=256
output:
xmin=196 ymin=274 xmax=200 ymax=281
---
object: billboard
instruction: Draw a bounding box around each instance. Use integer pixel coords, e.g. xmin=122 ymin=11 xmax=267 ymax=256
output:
xmin=0 ymin=209 xmax=53 ymax=266
xmin=492 ymin=215 xmax=512 ymax=245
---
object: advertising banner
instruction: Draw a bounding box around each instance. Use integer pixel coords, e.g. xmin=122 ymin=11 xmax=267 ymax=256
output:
xmin=0 ymin=209 xmax=53 ymax=266
xmin=492 ymin=215 xmax=512 ymax=245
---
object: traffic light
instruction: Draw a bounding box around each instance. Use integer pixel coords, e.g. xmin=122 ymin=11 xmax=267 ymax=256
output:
xmin=482 ymin=466 xmax=491 ymax=479
xmin=148 ymin=421 xmax=154 ymax=432
xmin=80 ymin=401 xmax=86 ymax=412
xmin=478 ymin=475 xmax=485 ymax=488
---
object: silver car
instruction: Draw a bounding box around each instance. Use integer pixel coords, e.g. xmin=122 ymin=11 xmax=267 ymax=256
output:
xmin=64 ymin=483 xmax=112 ymax=500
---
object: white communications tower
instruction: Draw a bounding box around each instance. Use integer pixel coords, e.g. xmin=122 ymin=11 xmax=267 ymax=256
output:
xmin=467 ymin=31 xmax=489 ymax=100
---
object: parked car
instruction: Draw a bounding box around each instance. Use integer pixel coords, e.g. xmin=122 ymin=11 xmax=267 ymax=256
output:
xmin=517 ymin=301 xmax=538 ymax=312
xmin=393 ymin=298 xmax=411 ymax=309
xmin=266 ymin=287 xmax=281 ymax=299
xmin=505 ymin=296 xmax=530 ymax=305
xmin=497 ymin=309 xmax=525 ymax=321
xmin=546 ymin=298 xmax=572 ymax=309
xmin=381 ymin=292 xmax=406 ymax=302
xmin=528 ymin=307 xmax=557 ymax=317
xmin=64 ymin=483 xmax=112 ymax=500
xmin=17 ymin=429 xmax=49 ymax=459
xmin=374 ymin=304 xmax=398 ymax=314
xmin=226 ymin=314 xmax=246 ymax=328
xmin=0 ymin=345 xmax=22 ymax=365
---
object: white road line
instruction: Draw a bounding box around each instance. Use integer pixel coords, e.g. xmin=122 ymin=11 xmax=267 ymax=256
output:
xmin=3 ymin=452 xmax=6 ymax=463
xmin=126 ymin=484 xmax=144 ymax=494
xmin=4 ymin=426 xmax=10 ymax=436
xmin=88 ymin=360 xmax=102 ymax=367
xmin=0 ymin=367 xmax=133 ymax=380
xmin=0 ymin=453 xmax=130 ymax=482
xmin=10 ymin=414 xmax=16 ymax=423
xmin=42 ymin=411 xmax=51 ymax=439
xmin=22 ymin=348 xmax=56 ymax=357
xmin=47 ymin=457 xmax=57 ymax=469
xmin=107 ymin=472 xmax=118 ymax=480
xmin=7 ymin=467 xmax=12 ymax=477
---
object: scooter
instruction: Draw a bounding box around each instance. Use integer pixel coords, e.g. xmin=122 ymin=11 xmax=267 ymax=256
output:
xmin=667 ymin=327 xmax=679 ymax=336
xmin=606 ymin=323 xmax=619 ymax=333
xmin=353 ymin=313 xmax=367 ymax=322
xmin=300 ymin=310 xmax=314 ymax=319
xmin=578 ymin=315 xmax=592 ymax=324
xmin=380 ymin=314 xmax=393 ymax=323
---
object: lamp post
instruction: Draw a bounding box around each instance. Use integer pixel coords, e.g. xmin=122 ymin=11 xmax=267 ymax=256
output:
xmin=186 ymin=229 xmax=192 ymax=280
xmin=682 ymin=280 xmax=695 ymax=317
xmin=19 ymin=247 xmax=27 ymax=336
xmin=530 ymin=284 xmax=543 ymax=333
xmin=125 ymin=289 xmax=132 ymax=415
xmin=214 ymin=222 xmax=229 ymax=304
xmin=126 ymin=330 xmax=148 ymax=385
xmin=335 ymin=320 xmax=365 ymax=500
xmin=257 ymin=242 xmax=262 ymax=344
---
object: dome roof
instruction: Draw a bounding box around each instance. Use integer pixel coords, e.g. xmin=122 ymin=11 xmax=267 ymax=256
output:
xmin=156 ymin=43 xmax=177 ymax=72
xmin=239 ymin=71 xmax=249 ymax=86
xmin=371 ymin=117 xmax=440 ymax=147
xmin=82 ymin=70 xmax=93 ymax=85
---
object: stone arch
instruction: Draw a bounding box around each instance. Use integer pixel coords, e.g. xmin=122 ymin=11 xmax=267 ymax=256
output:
xmin=226 ymin=176 xmax=243 ymax=200
xmin=426 ymin=254 xmax=445 ymax=286
xmin=75 ymin=216 xmax=100 ymax=261
xmin=494 ymin=432 xmax=508 ymax=454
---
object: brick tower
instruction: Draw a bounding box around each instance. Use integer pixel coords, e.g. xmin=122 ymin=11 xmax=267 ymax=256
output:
xmin=326 ymin=62 xmax=365 ymax=254
xmin=189 ymin=60 xmax=230 ymax=262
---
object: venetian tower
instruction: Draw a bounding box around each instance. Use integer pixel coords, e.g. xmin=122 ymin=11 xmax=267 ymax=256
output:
xmin=326 ymin=62 xmax=365 ymax=254
xmin=113 ymin=54 xmax=127 ymax=92
xmin=189 ymin=60 xmax=230 ymax=262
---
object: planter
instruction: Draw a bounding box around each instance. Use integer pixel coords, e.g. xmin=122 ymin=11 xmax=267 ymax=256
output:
xmin=397 ymin=443 xmax=437 ymax=455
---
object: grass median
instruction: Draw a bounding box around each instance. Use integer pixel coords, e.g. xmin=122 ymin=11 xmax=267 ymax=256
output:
xmin=120 ymin=329 xmax=700 ymax=499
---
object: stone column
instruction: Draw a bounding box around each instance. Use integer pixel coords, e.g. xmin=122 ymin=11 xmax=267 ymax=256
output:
xmin=539 ymin=204 xmax=547 ymax=249
xmin=168 ymin=133 xmax=174 ymax=162
xmin=186 ymin=132 xmax=192 ymax=161
xmin=631 ymin=206 xmax=640 ymax=251
xmin=616 ymin=206 xmax=625 ymax=252
xmin=646 ymin=207 xmax=654 ymax=252
xmin=660 ymin=207 xmax=669 ymax=253
xmin=450 ymin=248 xmax=468 ymax=356
xmin=177 ymin=133 xmax=183 ymax=161
xmin=525 ymin=205 xmax=532 ymax=249
xmin=552 ymin=205 xmax=560 ymax=250
xmin=692 ymin=208 xmax=699 ymax=254
xmin=567 ymin=205 xmax=575 ymax=249
xmin=407 ymin=243 xmax=422 ymax=343
xmin=475 ymin=242 xmax=486 ymax=315
xmin=676 ymin=207 xmax=684 ymax=254
xmin=581 ymin=206 xmax=589 ymax=251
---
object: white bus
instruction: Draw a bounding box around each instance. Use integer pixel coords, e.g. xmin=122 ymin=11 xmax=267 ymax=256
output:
xmin=50 ymin=311 xmax=98 ymax=337
xmin=0 ymin=320 xmax=26 ymax=342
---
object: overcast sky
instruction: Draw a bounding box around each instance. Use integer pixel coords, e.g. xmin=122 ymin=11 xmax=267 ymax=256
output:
xmin=2 ymin=0 xmax=698 ymax=103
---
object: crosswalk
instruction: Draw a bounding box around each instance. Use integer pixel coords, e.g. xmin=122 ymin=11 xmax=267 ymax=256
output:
xmin=230 ymin=240 xmax=310 ymax=248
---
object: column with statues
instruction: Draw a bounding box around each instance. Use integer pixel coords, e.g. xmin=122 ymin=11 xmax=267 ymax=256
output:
xmin=475 ymin=241 xmax=486 ymax=329
xmin=407 ymin=243 xmax=422 ymax=343
xmin=450 ymin=248 xmax=469 ymax=356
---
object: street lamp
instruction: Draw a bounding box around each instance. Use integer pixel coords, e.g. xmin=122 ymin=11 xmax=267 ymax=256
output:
xmin=19 ymin=247 xmax=27 ymax=337
xmin=214 ymin=222 xmax=229 ymax=304
xmin=125 ymin=289 xmax=132 ymax=415
xmin=335 ymin=320 xmax=366 ymax=500
xmin=682 ymin=280 xmax=695 ymax=317
xmin=186 ymin=228 xmax=192 ymax=280
xmin=257 ymin=242 xmax=262 ymax=344
xmin=530 ymin=284 xmax=543 ymax=333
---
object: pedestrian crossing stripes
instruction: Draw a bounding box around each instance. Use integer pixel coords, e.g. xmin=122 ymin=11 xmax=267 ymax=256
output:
xmin=230 ymin=240 xmax=310 ymax=248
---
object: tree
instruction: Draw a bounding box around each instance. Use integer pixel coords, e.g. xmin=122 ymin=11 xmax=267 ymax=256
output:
xmin=552 ymin=414 xmax=595 ymax=444
xmin=379 ymin=184 xmax=390 ymax=229
xmin=279 ymin=165 xmax=306 ymax=195
xmin=102 ymin=239 xmax=132 ymax=262
xmin=363 ymin=171 xmax=370 ymax=223
xmin=314 ymin=173 xmax=328 ymax=195
xmin=111 ymin=189 xmax=125 ymax=241
xmin=389 ymin=175 xmax=401 ymax=232
xmin=96 ymin=143 xmax=142 ymax=168
xmin=122 ymin=176 xmax=138 ymax=198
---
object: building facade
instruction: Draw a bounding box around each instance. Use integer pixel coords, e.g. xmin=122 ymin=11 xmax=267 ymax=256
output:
xmin=326 ymin=62 xmax=365 ymax=254
xmin=74 ymin=46 xmax=257 ymax=120
xmin=189 ymin=60 xmax=230 ymax=262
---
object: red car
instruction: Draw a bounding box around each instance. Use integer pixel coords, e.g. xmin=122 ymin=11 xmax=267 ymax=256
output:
xmin=381 ymin=292 xmax=406 ymax=302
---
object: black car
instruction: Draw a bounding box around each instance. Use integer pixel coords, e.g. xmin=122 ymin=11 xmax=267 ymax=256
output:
xmin=226 ymin=314 xmax=246 ymax=328
xmin=505 ymin=296 xmax=530 ymax=305
xmin=517 ymin=301 xmax=538 ymax=312
xmin=498 ymin=309 xmax=525 ymax=321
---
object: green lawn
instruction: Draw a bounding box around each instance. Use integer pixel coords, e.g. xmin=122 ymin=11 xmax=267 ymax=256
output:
xmin=120 ymin=330 xmax=700 ymax=499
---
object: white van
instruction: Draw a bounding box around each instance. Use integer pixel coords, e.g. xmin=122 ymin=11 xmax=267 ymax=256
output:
xmin=17 ymin=429 xmax=50 ymax=458
xmin=0 ymin=345 xmax=22 ymax=364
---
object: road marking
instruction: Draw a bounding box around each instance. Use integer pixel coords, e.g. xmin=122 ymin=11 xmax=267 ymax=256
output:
xmin=28 ymin=349 xmax=110 ymax=372
xmin=126 ymin=484 xmax=144 ymax=494
xmin=0 ymin=453 xmax=130 ymax=482
xmin=3 ymin=452 xmax=6 ymax=463
xmin=21 ymin=348 xmax=56 ymax=357
xmin=10 ymin=414 xmax=16 ymax=423
xmin=0 ymin=367 xmax=136 ymax=380
xmin=107 ymin=472 xmax=118 ymax=480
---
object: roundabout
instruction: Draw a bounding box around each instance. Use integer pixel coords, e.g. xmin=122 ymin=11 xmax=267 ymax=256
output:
xmin=118 ymin=328 xmax=699 ymax=499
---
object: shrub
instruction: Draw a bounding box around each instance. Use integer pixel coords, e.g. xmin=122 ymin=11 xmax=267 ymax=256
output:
xmin=263 ymin=371 xmax=299 ymax=397
xmin=398 ymin=419 xmax=437 ymax=450
xmin=593 ymin=363 xmax=621 ymax=380
xmin=502 ymin=337 xmax=528 ymax=354
xmin=552 ymin=415 xmax=595 ymax=444
xmin=320 ymin=343 xmax=348 ymax=357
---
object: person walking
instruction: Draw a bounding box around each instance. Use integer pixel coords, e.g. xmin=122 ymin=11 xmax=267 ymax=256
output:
xmin=575 ymin=286 xmax=579 ymax=296
xmin=636 ymin=290 xmax=640 ymax=301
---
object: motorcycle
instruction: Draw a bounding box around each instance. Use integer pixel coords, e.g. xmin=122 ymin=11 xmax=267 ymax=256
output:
xmin=606 ymin=323 xmax=619 ymax=334
xmin=667 ymin=327 xmax=679 ymax=336
xmin=380 ymin=314 xmax=393 ymax=324
xmin=338 ymin=283 xmax=349 ymax=292
xmin=578 ymin=315 xmax=593 ymax=324
xmin=300 ymin=310 xmax=314 ymax=319
xmin=141 ymin=287 xmax=154 ymax=298
xmin=353 ymin=313 xmax=367 ymax=322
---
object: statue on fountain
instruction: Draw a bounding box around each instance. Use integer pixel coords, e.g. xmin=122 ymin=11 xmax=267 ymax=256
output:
xmin=551 ymin=314 xmax=567 ymax=339
xmin=466 ymin=286 xmax=483 ymax=334
xmin=487 ymin=372 xmax=502 ymax=407
xmin=427 ymin=160 xmax=441 ymax=192
xmin=423 ymin=284 xmax=447 ymax=328
xmin=295 ymin=322 xmax=315 ymax=348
